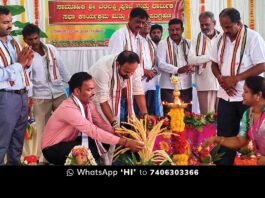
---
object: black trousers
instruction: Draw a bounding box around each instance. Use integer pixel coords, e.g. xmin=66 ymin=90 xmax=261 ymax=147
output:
xmin=134 ymin=90 xmax=156 ymax=116
xmin=161 ymin=88 xmax=192 ymax=115
xmin=145 ymin=90 xmax=156 ymax=115
xmin=216 ymin=98 xmax=248 ymax=165
xmin=42 ymin=136 xmax=101 ymax=165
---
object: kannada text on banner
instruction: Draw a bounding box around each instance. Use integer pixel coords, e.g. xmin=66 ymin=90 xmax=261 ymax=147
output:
xmin=46 ymin=0 xmax=184 ymax=47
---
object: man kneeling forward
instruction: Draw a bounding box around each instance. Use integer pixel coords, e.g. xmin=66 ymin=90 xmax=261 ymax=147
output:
xmin=41 ymin=72 xmax=144 ymax=165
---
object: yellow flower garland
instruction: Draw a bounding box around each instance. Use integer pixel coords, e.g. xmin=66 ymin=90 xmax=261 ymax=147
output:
xmin=173 ymin=154 xmax=189 ymax=165
xmin=227 ymin=0 xmax=232 ymax=8
xmin=200 ymin=0 xmax=205 ymax=13
xmin=168 ymin=108 xmax=185 ymax=132
xmin=184 ymin=0 xmax=191 ymax=40
xmin=20 ymin=0 xmax=26 ymax=23
xmin=249 ymin=0 xmax=255 ymax=30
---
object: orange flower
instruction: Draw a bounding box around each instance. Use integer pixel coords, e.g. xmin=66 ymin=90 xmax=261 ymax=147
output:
xmin=34 ymin=0 xmax=39 ymax=26
xmin=159 ymin=141 xmax=170 ymax=152
xmin=168 ymin=108 xmax=185 ymax=132
xmin=172 ymin=154 xmax=189 ymax=165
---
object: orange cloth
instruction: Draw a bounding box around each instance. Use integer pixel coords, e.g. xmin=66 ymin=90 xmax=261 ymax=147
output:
xmin=234 ymin=156 xmax=257 ymax=166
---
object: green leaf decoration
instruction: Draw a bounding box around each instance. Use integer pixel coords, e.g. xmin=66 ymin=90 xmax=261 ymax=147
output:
xmin=201 ymin=156 xmax=212 ymax=164
xmin=13 ymin=21 xmax=30 ymax=28
xmin=131 ymin=152 xmax=137 ymax=164
xmin=211 ymin=145 xmax=221 ymax=155
xmin=127 ymin=154 xmax=135 ymax=165
xmin=5 ymin=5 xmax=25 ymax=16
xmin=10 ymin=29 xmax=22 ymax=36
xmin=40 ymin=31 xmax=48 ymax=38
xmin=210 ymin=145 xmax=225 ymax=162
xmin=120 ymin=153 xmax=137 ymax=165
xmin=185 ymin=112 xmax=217 ymax=129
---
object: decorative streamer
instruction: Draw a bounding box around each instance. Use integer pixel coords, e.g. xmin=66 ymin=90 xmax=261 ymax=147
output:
xmin=249 ymin=0 xmax=255 ymax=30
xmin=20 ymin=0 xmax=26 ymax=45
xmin=3 ymin=0 xmax=8 ymax=5
xmin=20 ymin=0 xmax=26 ymax=23
xmin=34 ymin=0 xmax=39 ymax=26
xmin=227 ymin=0 xmax=232 ymax=8
xmin=184 ymin=0 xmax=191 ymax=39
xmin=200 ymin=0 xmax=205 ymax=13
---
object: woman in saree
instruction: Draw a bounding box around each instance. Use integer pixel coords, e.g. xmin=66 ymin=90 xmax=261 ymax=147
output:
xmin=203 ymin=76 xmax=265 ymax=165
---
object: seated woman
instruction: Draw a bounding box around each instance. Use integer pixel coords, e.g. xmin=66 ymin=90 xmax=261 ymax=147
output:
xmin=203 ymin=76 xmax=265 ymax=165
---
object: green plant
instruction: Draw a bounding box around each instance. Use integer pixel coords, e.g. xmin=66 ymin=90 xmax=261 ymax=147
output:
xmin=5 ymin=5 xmax=47 ymax=38
xmin=205 ymin=112 xmax=218 ymax=124
xmin=119 ymin=153 xmax=152 ymax=165
xmin=119 ymin=152 xmax=171 ymax=165
xmin=184 ymin=112 xmax=217 ymax=130
xmin=191 ymin=145 xmax=225 ymax=165
xmin=184 ymin=112 xmax=207 ymax=130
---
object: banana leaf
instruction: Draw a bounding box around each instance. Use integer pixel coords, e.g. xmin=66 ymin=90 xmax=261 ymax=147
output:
xmin=5 ymin=5 xmax=25 ymax=16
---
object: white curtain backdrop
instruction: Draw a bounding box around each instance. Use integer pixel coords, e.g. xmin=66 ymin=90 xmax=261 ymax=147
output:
xmin=190 ymin=0 xmax=250 ymax=39
xmin=1 ymin=0 xmax=265 ymax=74
xmin=233 ymin=0 xmax=250 ymax=26
xmin=255 ymin=0 xmax=265 ymax=39
xmin=57 ymin=47 xmax=109 ymax=75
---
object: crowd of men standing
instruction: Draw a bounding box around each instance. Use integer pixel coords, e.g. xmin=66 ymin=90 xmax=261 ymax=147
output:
xmin=1 ymin=5 xmax=265 ymax=165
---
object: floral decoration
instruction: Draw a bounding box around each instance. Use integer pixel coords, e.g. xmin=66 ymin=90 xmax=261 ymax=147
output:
xmin=184 ymin=112 xmax=217 ymax=131
xmin=65 ymin=146 xmax=97 ymax=166
xmin=190 ymin=145 xmax=224 ymax=165
xmin=23 ymin=155 xmax=39 ymax=165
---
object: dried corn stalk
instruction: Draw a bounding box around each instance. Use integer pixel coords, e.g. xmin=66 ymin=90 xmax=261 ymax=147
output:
xmin=114 ymin=117 xmax=177 ymax=165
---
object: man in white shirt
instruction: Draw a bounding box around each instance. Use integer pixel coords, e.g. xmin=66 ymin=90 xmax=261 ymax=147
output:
xmin=150 ymin=24 xmax=163 ymax=47
xmin=211 ymin=8 xmax=265 ymax=165
xmin=188 ymin=11 xmax=220 ymax=114
xmin=22 ymin=23 xmax=71 ymax=162
xmin=150 ymin=24 xmax=163 ymax=116
xmin=108 ymin=7 xmax=148 ymax=56
xmin=139 ymin=18 xmax=158 ymax=115
xmin=157 ymin=18 xmax=194 ymax=115
xmin=108 ymin=7 xmax=149 ymax=121
xmin=89 ymin=51 xmax=149 ymax=127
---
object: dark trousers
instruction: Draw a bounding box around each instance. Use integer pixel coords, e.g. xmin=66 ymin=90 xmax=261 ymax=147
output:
xmin=161 ymin=88 xmax=192 ymax=115
xmin=120 ymin=96 xmax=128 ymax=122
xmin=216 ymin=98 xmax=248 ymax=165
xmin=42 ymin=136 xmax=101 ymax=165
xmin=0 ymin=91 xmax=28 ymax=165
xmin=145 ymin=90 xmax=156 ymax=115
xmin=133 ymin=97 xmax=140 ymax=118
xmin=134 ymin=90 xmax=156 ymax=116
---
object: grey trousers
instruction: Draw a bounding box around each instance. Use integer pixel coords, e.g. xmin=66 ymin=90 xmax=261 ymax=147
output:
xmin=0 ymin=91 xmax=28 ymax=165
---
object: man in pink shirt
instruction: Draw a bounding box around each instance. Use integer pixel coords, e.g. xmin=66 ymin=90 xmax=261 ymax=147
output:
xmin=42 ymin=72 xmax=144 ymax=165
